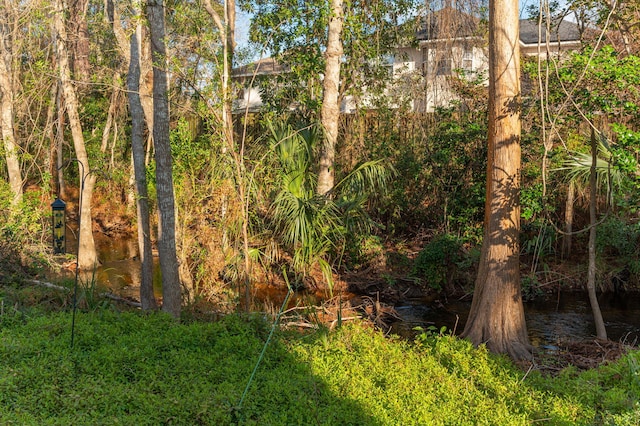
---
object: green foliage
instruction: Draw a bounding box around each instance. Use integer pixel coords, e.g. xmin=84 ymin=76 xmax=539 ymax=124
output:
xmin=265 ymin=119 xmax=340 ymax=288
xmin=263 ymin=117 xmax=391 ymax=290
xmin=171 ymin=117 xmax=213 ymax=180
xmin=521 ymin=220 xmax=557 ymax=259
xmin=1 ymin=311 xmax=640 ymax=424
xmin=521 ymin=182 xmax=545 ymax=221
xmin=555 ymin=134 xmax=625 ymax=195
xmin=239 ymin=0 xmax=419 ymax=114
xmin=411 ymin=234 xmax=463 ymax=291
xmin=521 ymin=272 xmax=545 ymax=301
xmin=562 ymin=46 xmax=640 ymax=117
xmin=0 ymin=182 xmax=51 ymax=273
xmin=596 ymin=216 xmax=640 ymax=258
xmin=343 ymin=234 xmax=385 ymax=271
xmin=359 ymin=108 xmax=487 ymax=238
xmin=595 ymin=215 xmax=640 ymax=283
xmin=610 ymin=123 xmax=640 ymax=213
xmin=76 ymin=271 xmax=112 ymax=312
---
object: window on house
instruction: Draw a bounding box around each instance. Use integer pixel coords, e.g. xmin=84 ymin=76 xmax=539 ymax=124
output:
xmin=462 ymin=47 xmax=473 ymax=71
xmin=436 ymin=58 xmax=451 ymax=76
xmin=371 ymin=54 xmax=395 ymax=76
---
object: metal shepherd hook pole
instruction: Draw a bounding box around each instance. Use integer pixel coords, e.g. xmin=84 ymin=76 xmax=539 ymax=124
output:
xmin=59 ymin=158 xmax=89 ymax=349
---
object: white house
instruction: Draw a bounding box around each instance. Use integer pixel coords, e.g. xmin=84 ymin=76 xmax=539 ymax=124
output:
xmin=392 ymin=6 xmax=584 ymax=112
xmin=232 ymin=7 xmax=585 ymax=113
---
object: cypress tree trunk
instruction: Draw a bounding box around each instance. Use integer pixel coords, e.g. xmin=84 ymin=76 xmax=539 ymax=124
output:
xmin=461 ymin=0 xmax=532 ymax=361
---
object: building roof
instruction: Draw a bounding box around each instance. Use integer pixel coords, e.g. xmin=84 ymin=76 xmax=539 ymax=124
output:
xmin=417 ymin=7 xmax=583 ymax=45
xmin=232 ymin=57 xmax=288 ymax=79
xmin=519 ymin=19 xmax=583 ymax=45
xmin=416 ymin=6 xmax=482 ymax=41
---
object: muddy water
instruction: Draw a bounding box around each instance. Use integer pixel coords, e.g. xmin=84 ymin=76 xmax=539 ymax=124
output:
xmin=57 ymin=234 xmax=162 ymax=300
xmin=81 ymin=236 xmax=640 ymax=347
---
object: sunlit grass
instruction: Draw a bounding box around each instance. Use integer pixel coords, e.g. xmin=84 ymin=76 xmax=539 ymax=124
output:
xmin=0 ymin=306 xmax=638 ymax=425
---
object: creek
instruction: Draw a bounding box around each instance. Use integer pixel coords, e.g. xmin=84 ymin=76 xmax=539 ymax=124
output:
xmin=391 ymin=293 xmax=640 ymax=347
xmin=68 ymin=235 xmax=640 ymax=348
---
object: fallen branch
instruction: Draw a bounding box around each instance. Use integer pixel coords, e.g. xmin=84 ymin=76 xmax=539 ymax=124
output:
xmin=27 ymin=279 xmax=67 ymax=291
xmin=26 ymin=279 xmax=142 ymax=308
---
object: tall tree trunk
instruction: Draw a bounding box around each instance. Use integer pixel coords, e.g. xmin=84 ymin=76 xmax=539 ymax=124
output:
xmin=147 ymin=0 xmax=181 ymax=318
xmin=562 ymin=180 xmax=575 ymax=259
xmin=68 ymin=0 xmax=90 ymax=82
xmin=107 ymin=0 xmax=156 ymax=309
xmin=588 ymin=127 xmax=607 ymax=340
xmin=128 ymin=28 xmax=157 ymax=311
xmin=317 ymin=0 xmax=344 ymax=196
xmin=55 ymin=83 xmax=66 ymax=198
xmin=461 ymin=0 xmax=532 ymax=361
xmin=53 ymin=0 xmax=98 ymax=269
xmin=202 ymin=0 xmax=235 ymax=152
xmin=0 ymin=0 xmax=23 ymax=205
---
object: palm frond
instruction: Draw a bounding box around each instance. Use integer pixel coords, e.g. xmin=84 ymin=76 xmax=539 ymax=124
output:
xmin=334 ymin=159 xmax=393 ymax=196
xmin=554 ymin=140 xmax=624 ymax=191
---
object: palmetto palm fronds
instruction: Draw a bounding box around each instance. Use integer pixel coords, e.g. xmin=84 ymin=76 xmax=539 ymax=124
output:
xmin=264 ymin=117 xmax=391 ymax=293
xmin=554 ymin=135 xmax=624 ymax=199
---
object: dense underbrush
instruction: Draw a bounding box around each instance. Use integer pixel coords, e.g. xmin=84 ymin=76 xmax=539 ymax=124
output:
xmin=0 ymin=298 xmax=639 ymax=425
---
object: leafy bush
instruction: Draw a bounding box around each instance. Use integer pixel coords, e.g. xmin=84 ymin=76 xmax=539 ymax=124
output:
xmin=521 ymin=219 xmax=557 ymax=260
xmin=411 ymin=234 xmax=463 ymax=291
xmin=342 ymin=234 xmax=385 ymax=271
xmin=596 ymin=215 xmax=640 ymax=287
xmin=262 ymin=117 xmax=391 ymax=291
xmin=0 ymin=182 xmax=51 ymax=275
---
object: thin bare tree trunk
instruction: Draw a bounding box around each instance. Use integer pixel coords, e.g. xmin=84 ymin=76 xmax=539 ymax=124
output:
xmin=0 ymin=0 xmax=23 ymax=205
xmin=317 ymin=0 xmax=344 ymax=196
xmin=46 ymin=80 xmax=58 ymax=192
xmin=100 ymin=72 xmax=121 ymax=154
xmin=69 ymin=0 xmax=90 ymax=82
xmin=53 ymin=0 xmax=98 ymax=269
xmin=461 ymin=0 xmax=532 ymax=361
xmin=55 ymin=83 xmax=66 ymax=198
xmin=147 ymin=0 xmax=181 ymax=318
xmin=588 ymin=127 xmax=607 ymax=340
xmin=562 ymin=180 xmax=575 ymax=258
xmin=128 ymin=28 xmax=157 ymax=311
xmin=106 ymin=0 xmax=156 ymax=309
xmin=203 ymin=0 xmax=250 ymax=310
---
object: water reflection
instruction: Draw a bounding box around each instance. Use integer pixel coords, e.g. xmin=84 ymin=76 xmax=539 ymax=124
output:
xmin=391 ymin=293 xmax=640 ymax=347
xmin=58 ymin=234 xmax=162 ymax=300
xmin=68 ymin=234 xmax=640 ymax=347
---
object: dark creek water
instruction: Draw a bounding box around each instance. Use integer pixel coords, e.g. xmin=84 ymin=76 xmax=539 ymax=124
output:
xmin=391 ymin=293 xmax=640 ymax=346
xmin=73 ymin=236 xmax=640 ymax=347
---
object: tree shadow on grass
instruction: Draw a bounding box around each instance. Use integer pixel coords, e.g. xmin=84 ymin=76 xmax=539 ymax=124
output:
xmin=228 ymin=327 xmax=381 ymax=425
xmin=0 ymin=311 xmax=380 ymax=425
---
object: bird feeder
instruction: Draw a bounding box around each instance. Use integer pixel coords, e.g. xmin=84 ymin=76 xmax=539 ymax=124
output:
xmin=51 ymin=198 xmax=66 ymax=254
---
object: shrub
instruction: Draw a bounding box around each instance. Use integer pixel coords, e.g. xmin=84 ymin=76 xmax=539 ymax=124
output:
xmin=411 ymin=233 xmax=463 ymax=291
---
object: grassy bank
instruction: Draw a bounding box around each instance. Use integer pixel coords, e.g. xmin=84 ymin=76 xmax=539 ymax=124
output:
xmin=1 ymin=303 xmax=639 ymax=425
